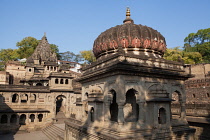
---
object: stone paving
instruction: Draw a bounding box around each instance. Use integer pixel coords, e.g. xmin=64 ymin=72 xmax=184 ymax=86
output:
xmin=0 ymin=131 xmax=49 ymax=140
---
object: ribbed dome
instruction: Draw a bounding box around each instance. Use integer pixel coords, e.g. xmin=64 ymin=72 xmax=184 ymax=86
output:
xmin=93 ymin=8 xmax=167 ymax=59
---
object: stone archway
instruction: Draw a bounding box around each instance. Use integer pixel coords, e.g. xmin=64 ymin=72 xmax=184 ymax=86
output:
xmin=124 ymin=89 xmax=139 ymax=122
xmin=55 ymin=95 xmax=66 ymax=114
xmin=171 ymin=91 xmax=182 ymax=120
xmin=109 ymin=90 xmax=118 ymax=122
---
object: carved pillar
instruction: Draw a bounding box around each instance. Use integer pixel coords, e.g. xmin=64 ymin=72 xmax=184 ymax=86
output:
xmin=138 ymin=101 xmax=145 ymax=127
xmin=117 ymin=102 xmax=125 ymax=125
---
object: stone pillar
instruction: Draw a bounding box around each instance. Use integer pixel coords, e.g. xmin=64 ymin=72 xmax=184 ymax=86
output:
xmin=117 ymin=102 xmax=125 ymax=125
xmin=35 ymin=94 xmax=38 ymax=105
xmin=138 ymin=101 xmax=145 ymax=127
xmin=7 ymin=114 xmax=10 ymax=126
xmin=34 ymin=113 xmax=38 ymax=123
xmin=104 ymin=101 xmax=111 ymax=123
xmin=180 ymin=102 xmax=186 ymax=120
xmin=27 ymin=95 xmax=30 ymax=105
xmin=26 ymin=114 xmax=30 ymax=124
xmin=16 ymin=115 xmax=19 ymax=125
xmin=18 ymin=94 xmax=21 ymax=105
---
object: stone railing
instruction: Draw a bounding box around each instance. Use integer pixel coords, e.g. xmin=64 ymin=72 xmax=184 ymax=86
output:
xmin=0 ymin=84 xmax=49 ymax=90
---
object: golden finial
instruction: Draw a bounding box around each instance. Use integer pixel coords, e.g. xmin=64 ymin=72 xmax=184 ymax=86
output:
xmin=123 ymin=7 xmax=134 ymax=24
xmin=126 ymin=7 xmax=131 ymax=17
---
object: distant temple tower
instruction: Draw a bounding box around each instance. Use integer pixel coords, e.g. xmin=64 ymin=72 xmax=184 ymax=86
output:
xmin=65 ymin=8 xmax=195 ymax=139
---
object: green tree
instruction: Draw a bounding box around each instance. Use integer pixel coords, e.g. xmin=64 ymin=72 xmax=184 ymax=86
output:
xmin=60 ymin=51 xmax=82 ymax=62
xmin=80 ymin=50 xmax=96 ymax=64
xmin=0 ymin=49 xmax=19 ymax=62
xmin=50 ymin=44 xmax=61 ymax=59
xmin=164 ymin=47 xmax=202 ymax=64
xmin=184 ymin=28 xmax=210 ymax=62
xmin=16 ymin=37 xmax=39 ymax=59
xmin=16 ymin=36 xmax=60 ymax=59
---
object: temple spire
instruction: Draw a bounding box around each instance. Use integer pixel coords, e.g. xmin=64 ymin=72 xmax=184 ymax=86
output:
xmin=123 ymin=7 xmax=134 ymax=24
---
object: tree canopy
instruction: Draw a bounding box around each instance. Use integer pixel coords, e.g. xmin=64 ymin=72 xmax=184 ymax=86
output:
xmin=163 ymin=47 xmax=203 ymax=64
xmin=80 ymin=50 xmax=96 ymax=64
xmin=184 ymin=28 xmax=210 ymax=62
xmin=16 ymin=36 xmax=60 ymax=59
xmin=16 ymin=37 xmax=39 ymax=59
xmin=0 ymin=49 xmax=19 ymax=62
xmin=59 ymin=51 xmax=82 ymax=63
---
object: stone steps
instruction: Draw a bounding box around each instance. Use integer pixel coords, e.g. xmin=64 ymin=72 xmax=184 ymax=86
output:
xmin=56 ymin=112 xmax=67 ymax=124
xmin=42 ymin=124 xmax=64 ymax=140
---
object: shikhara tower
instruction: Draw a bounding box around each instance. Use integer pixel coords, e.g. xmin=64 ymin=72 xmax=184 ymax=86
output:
xmin=64 ymin=8 xmax=195 ymax=139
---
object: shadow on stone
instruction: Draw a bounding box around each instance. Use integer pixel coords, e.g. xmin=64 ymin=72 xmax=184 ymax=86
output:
xmin=0 ymin=94 xmax=21 ymax=140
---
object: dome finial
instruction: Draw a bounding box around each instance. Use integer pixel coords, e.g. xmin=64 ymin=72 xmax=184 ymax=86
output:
xmin=126 ymin=7 xmax=131 ymax=17
xmin=123 ymin=7 xmax=134 ymax=24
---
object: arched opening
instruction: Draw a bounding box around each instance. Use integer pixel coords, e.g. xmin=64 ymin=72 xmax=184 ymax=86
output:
xmin=21 ymin=94 xmax=28 ymax=103
xmin=56 ymin=95 xmax=66 ymax=114
xmin=38 ymin=114 xmax=43 ymax=122
xmin=124 ymin=89 xmax=139 ymax=122
xmin=55 ymin=79 xmax=59 ymax=84
xmin=60 ymin=79 xmax=64 ymax=84
xmin=30 ymin=114 xmax=35 ymax=122
xmin=1 ymin=114 xmax=7 ymax=124
xmin=90 ymin=107 xmax=94 ymax=122
xmin=19 ymin=114 xmax=26 ymax=125
xmin=10 ymin=114 xmax=17 ymax=124
xmin=158 ymin=108 xmax=166 ymax=124
xmin=30 ymin=94 xmax=36 ymax=103
xmin=65 ymin=79 xmax=68 ymax=84
xmin=110 ymin=90 xmax=118 ymax=122
xmin=36 ymin=83 xmax=42 ymax=86
xmin=171 ymin=91 xmax=182 ymax=120
xmin=12 ymin=93 xmax=19 ymax=103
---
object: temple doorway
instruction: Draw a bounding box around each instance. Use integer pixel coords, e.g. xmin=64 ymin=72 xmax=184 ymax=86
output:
xmin=55 ymin=95 xmax=66 ymax=114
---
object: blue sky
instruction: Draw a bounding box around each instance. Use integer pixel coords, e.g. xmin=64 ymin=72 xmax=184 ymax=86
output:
xmin=1 ymin=0 xmax=210 ymax=54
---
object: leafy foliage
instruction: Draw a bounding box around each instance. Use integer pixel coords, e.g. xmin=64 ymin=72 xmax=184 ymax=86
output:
xmin=16 ymin=36 xmax=60 ymax=59
xmin=164 ymin=47 xmax=202 ymax=64
xmin=50 ymin=44 xmax=61 ymax=59
xmin=0 ymin=49 xmax=19 ymax=62
xmin=80 ymin=50 xmax=96 ymax=64
xmin=184 ymin=28 xmax=210 ymax=62
xmin=59 ymin=51 xmax=82 ymax=62
xmin=16 ymin=37 xmax=39 ymax=59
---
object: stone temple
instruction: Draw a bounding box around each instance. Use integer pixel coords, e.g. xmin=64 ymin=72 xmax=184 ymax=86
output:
xmin=64 ymin=8 xmax=195 ymax=139
xmin=2 ymin=8 xmax=210 ymax=140
xmin=0 ymin=34 xmax=81 ymax=133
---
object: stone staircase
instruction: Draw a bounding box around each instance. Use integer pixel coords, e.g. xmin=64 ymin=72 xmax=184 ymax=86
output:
xmin=56 ymin=112 xmax=67 ymax=124
xmin=42 ymin=124 xmax=65 ymax=140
